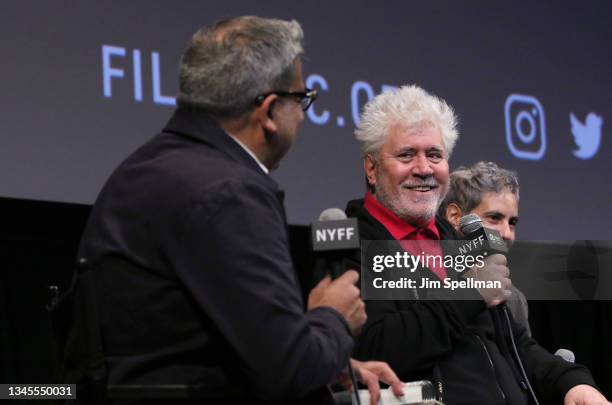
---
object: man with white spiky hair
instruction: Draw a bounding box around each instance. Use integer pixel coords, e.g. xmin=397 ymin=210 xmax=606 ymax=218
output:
xmin=346 ymin=85 xmax=608 ymax=405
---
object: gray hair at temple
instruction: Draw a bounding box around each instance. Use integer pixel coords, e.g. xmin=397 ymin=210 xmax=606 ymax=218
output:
xmin=354 ymin=85 xmax=459 ymax=157
xmin=177 ymin=16 xmax=304 ymax=118
xmin=440 ymin=161 xmax=520 ymax=214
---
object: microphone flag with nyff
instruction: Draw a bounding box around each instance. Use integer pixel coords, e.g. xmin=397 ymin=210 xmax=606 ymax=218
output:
xmin=311 ymin=208 xmax=360 ymax=279
xmin=457 ymin=213 xmax=507 ymax=257
xmin=311 ymin=208 xmax=360 ymax=252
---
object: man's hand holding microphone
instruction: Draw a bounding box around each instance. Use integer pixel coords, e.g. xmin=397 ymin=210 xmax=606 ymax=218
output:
xmin=464 ymin=253 xmax=513 ymax=307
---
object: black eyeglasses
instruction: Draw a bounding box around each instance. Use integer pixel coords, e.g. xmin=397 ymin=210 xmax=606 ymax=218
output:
xmin=255 ymin=88 xmax=318 ymax=111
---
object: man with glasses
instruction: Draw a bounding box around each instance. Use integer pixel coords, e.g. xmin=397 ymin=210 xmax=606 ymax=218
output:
xmin=71 ymin=16 xmax=401 ymax=404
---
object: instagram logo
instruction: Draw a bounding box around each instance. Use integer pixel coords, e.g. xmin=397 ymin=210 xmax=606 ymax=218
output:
xmin=504 ymin=94 xmax=547 ymax=160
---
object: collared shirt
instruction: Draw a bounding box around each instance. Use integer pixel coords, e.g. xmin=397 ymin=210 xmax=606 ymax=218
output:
xmin=364 ymin=191 xmax=446 ymax=280
xmin=227 ymin=133 xmax=269 ymax=174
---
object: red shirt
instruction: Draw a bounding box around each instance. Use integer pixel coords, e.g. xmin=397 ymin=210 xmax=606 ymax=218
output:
xmin=364 ymin=191 xmax=447 ymax=280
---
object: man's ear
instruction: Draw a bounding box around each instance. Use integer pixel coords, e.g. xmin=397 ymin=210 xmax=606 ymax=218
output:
xmin=256 ymin=94 xmax=278 ymax=133
xmin=364 ymin=154 xmax=377 ymax=189
xmin=445 ymin=203 xmax=463 ymax=231
xmin=267 ymin=100 xmax=276 ymax=119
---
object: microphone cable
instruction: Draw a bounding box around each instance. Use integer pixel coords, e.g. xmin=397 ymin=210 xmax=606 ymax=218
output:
xmin=459 ymin=214 xmax=540 ymax=404
xmin=502 ymin=305 xmax=540 ymax=405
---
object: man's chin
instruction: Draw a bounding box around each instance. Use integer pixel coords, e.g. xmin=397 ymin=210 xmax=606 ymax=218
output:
xmin=399 ymin=198 xmax=438 ymax=216
xmin=397 ymin=208 xmax=437 ymax=227
xmin=376 ymin=192 xmax=438 ymax=226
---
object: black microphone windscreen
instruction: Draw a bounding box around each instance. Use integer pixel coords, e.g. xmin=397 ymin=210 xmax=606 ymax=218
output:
xmin=460 ymin=213 xmax=483 ymax=235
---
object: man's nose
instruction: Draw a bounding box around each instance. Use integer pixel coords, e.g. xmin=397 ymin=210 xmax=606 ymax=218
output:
xmin=412 ymin=155 xmax=434 ymax=177
xmin=500 ymin=222 xmax=514 ymax=241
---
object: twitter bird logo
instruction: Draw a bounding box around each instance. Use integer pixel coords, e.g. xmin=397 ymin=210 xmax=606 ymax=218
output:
xmin=570 ymin=112 xmax=603 ymax=159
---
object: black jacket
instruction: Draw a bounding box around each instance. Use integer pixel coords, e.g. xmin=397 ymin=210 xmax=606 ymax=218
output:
xmin=346 ymin=198 xmax=596 ymax=405
xmin=67 ymin=106 xmax=353 ymax=404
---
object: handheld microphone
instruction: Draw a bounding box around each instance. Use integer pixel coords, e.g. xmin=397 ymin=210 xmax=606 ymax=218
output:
xmin=458 ymin=213 xmax=509 ymax=309
xmin=458 ymin=213 xmax=507 ymax=258
xmin=459 ymin=214 xmax=541 ymax=405
xmin=311 ymin=208 xmax=360 ymax=279
xmin=311 ymin=208 xmax=362 ymax=405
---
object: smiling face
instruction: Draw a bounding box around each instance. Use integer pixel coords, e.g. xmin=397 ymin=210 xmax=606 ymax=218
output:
xmin=365 ymin=122 xmax=450 ymax=226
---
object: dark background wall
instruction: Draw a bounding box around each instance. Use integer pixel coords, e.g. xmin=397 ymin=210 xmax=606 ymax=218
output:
xmin=0 ymin=198 xmax=90 ymax=386
xmin=1 ymin=0 xmax=610 ymax=398
xmin=1 ymin=0 xmax=611 ymax=238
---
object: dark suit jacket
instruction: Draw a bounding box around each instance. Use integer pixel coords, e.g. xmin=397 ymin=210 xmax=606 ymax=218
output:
xmin=346 ymin=198 xmax=597 ymax=405
xmin=74 ymin=106 xmax=353 ymax=403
